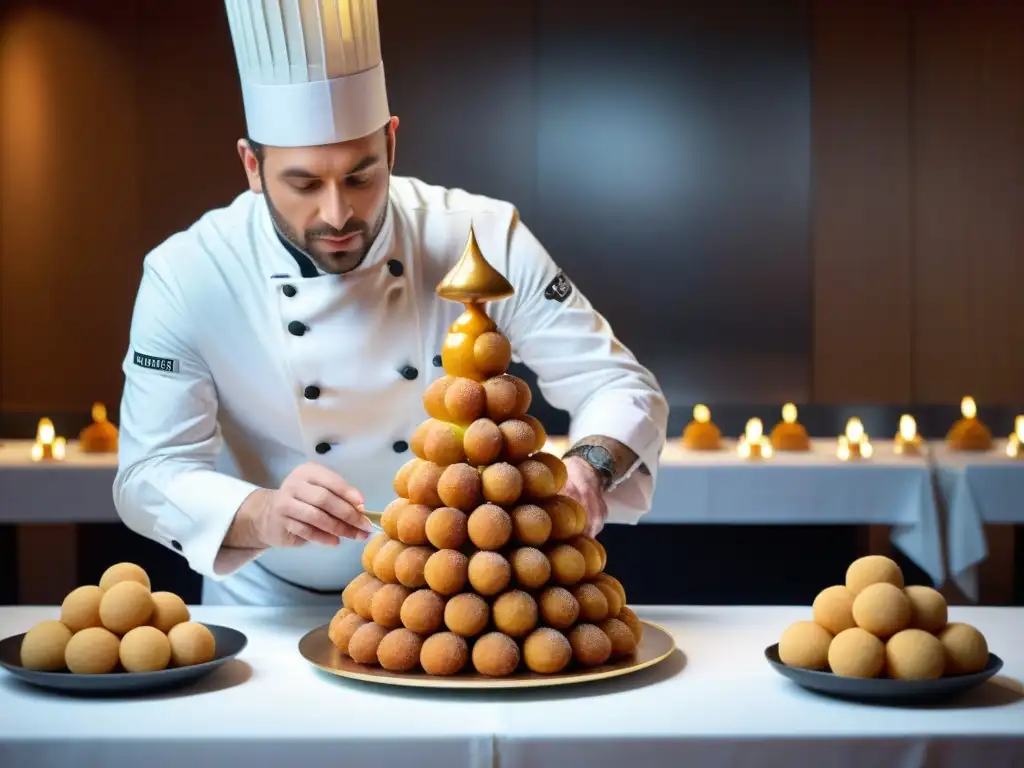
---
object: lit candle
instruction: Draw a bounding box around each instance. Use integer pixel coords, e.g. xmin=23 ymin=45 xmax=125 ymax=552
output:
xmin=31 ymin=417 xmax=65 ymax=461
xmin=738 ymin=417 xmax=772 ymax=459
xmin=782 ymin=403 xmax=797 ymax=424
xmin=961 ymin=396 xmax=977 ymax=420
xmin=894 ymin=414 xmax=922 ymax=455
xmin=694 ymin=404 xmax=710 ymax=424
xmin=838 ymin=417 xmax=872 ymax=460
xmin=1006 ymin=415 xmax=1024 ymax=459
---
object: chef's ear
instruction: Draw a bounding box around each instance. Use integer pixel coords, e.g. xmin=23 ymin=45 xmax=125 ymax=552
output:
xmin=385 ymin=116 xmax=399 ymax=170
xmin=237 ymin=138 xmax=264 ymax=193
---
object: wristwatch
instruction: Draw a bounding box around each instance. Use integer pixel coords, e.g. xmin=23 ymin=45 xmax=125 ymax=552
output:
xmin=563 ymin=443 xmax=615 ymax=490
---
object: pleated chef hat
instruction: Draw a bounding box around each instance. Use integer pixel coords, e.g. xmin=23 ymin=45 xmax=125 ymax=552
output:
xmin=223 ymin=0 xmax=390 ymax=147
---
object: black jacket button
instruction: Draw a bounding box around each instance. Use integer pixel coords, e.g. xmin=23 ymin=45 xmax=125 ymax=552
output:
xmin=288 ymin=320 xmax=307 ymax=336
xmin=315 ymin=442 xmax=331 ymax=454
xmin=304 ymin=385 xmax=321 ymax=400
xmin=432 ymin=355 xmax=443 ymax=367
xmin=401 ymin=365 xmax=418 ymax=380
xmin=387 ymin=259 xmax=404 ymax=277
xmin=171 ymin=540 xmax=182 ymax=552
xmin=392 ymin=440 xmax=409 ymax=453
xmin=282 ymin=284 xmax=297 ymax=297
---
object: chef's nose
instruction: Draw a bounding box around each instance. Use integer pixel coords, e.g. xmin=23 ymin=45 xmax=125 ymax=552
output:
xmin=319 ymin=186 xmax=353 ymax=230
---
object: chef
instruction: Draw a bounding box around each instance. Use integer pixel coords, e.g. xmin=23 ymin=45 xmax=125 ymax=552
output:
xmin=113 ymin=0 xmax=669 ymax=607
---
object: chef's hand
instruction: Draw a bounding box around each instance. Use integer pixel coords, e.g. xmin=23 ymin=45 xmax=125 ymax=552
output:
xmin=560 ymin=456 xmax=608 ymax=538
xmin=250 ymin=463 xmax=373 ymax=548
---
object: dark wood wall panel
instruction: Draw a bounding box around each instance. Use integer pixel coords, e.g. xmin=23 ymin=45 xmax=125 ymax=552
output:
xmin=911 ymin=0 xmax=1024 ymax=405
xmin=811 ymin=0 xmax=913 ymax=404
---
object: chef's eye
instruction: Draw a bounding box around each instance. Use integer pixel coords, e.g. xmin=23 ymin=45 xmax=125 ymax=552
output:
xmin=291 ymin=181 xmax=321 ymax=194
xmin=347 ymin=174 xmax=371 ymax=188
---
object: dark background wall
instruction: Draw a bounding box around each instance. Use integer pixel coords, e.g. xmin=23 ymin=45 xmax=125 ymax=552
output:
xmin=2 ymin=0 xmax=1022 ymax=606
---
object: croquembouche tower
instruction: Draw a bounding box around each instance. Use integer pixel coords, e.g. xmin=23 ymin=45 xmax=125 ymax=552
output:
xmin=328 ymin=225 xmax=643 ymax=677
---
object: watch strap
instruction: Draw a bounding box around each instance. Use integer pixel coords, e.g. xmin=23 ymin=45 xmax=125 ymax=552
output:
xmin=563 ymin=443 xmax=614 ymax=490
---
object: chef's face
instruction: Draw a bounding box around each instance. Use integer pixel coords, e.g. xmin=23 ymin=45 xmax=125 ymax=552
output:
xmin=239 ymin=117 xmax=398 ymax=274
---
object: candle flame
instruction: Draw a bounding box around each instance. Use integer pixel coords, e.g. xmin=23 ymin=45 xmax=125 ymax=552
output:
xmin=36 ymin=418 xmax=54 ymax=445
xmin=1015 ymin=415 xmax=1023 ymax=442
xmin=782 ymin=403 xmax=797 ymax=424
xmin=92 ymin=402 xmax=107 ymax=423
xmin=899 ymin=414 xmax=917 ymax=441
xmin=30 ymin=443 xmax=43 ymax=461
xmin=961 ymin=396 xmax=977 ymax=420
xmin=693 ymin=404 xmax=710 ymax=424
xmin=745 ymin=418 xmax=763 ymax=442
xmin=861 ymin=440 xmax=874 ymax=459
xmin=762 ymin=442 xmax=774 ymax=459
xmin=845 ymin=418 xmax=864 ymax=443
xmin=53 ymin=437 xmax=67 ymax=460
xmin=837 ymin=436 xmax=850 ymax=461
xmin=737 ymin=439 xmax=750 ymax=459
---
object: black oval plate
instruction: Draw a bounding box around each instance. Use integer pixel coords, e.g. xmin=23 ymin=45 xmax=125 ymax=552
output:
xmin=765 ymin=643 xmax=1004 ymax=703
xmin=0 ymin=624 xmax=247 ymax=695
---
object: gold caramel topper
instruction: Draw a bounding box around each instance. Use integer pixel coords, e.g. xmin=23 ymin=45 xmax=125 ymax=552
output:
xmin=436 ymin=223 xmax=514 ymax=303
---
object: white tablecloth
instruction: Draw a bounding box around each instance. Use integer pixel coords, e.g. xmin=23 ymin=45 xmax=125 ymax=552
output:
xmin=1 ymin=605 xmax=1021 ymax=767
xmin=0 ymin=437 xmax=946 ymax=585
xmin=930 ymin=440 xmax=1024 ymax=601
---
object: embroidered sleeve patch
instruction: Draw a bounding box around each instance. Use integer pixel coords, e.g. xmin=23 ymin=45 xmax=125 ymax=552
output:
xmin=133 ymin=351 xmax=179 ymax=373
xmin=543 ymin=271 xmax=573 ymax=302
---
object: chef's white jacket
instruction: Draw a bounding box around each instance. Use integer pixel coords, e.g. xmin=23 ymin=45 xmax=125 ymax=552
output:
xmin=113 ymin=175 xmax=668 ymax=603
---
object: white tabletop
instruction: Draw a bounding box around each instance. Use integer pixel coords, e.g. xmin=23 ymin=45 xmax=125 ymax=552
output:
xmin=1 ymin=605 xmax=1021 ymax=767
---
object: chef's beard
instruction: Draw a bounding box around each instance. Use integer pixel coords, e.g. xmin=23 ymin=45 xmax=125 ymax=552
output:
xmin=263 ymin=183 xmax=389 ymax=275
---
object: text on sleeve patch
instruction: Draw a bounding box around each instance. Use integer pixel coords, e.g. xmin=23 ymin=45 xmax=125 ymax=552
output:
xmin=133 ymin=351 xmax=180 ymax=373
xmin=543 ymin=271 xmax=573 ymax=302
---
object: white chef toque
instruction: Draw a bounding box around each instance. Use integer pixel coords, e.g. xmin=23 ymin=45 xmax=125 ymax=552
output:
xmin=223 ymin=0 xmax=390 ymax=147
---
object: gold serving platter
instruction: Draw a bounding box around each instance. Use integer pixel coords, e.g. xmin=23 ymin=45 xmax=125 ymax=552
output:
xmin=298 ymin=620 xmax=676 ymax=689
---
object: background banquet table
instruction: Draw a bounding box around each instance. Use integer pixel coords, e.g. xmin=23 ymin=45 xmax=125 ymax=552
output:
xmin=0 ymin=605 xmax=1021 ymax=767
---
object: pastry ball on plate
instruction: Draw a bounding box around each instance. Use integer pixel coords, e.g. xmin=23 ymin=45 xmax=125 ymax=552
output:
xmin=400 ymin=589 xmax=447 ymax=635
xmin=472 ymin=632 xmax=521 ymax=677
xmin=330 ymin=611 xmax=367 ymax=655
xmin=393 ymin=460 xmax=421 ymax=498
xmin=397 ymin=504 xmax=432 ymax=546
xmin=437 ymin=464 xmax=483 ymax=511
xmin=342 ymin=572 xmax=374 ymax=610
xmin=572 ymin=582 xmax=609 ymax=622
xmin=423 ymin=375 xmax=455 ymax=421
xmin=444 ymin=593 xmax=490 ymax=637
xmin=99 ymin=581 xmax=154 ymax=635
xmin=149 ymin=591 xmax=191 ymax=634
xmin=409 ymin=419 xmax=433 ymax=460
xmin=99 ymin=562 xmax=151 ymax=592
xmin=599 ymin=618 xmax=637 ymax=658
xmin=444 ymin=378 xmax=487 ymax=425
xmin=568 ymin=537 xmax=603 ymax=579
xmin=464 ymin=418 xmax=504 ymax=465
xmin=394 ymin=546 xmax=434 ymax=589
xmin=425 ymin=421 xmax=468 ymax=466
xmin=420 ymin=632 xmax=469 ymax=676
xmin=547 ymin=544 xmax=586 ymax=586
xmin=510 ymin=504 xmax=552 ymax=547
xmin=617 ymin=606 xmax=644 ymax=645
xmin=483 ymin=376 xmax=521 ymax=421
xmin=812 ymin=585 xmax=856 ymax=635
xmin=361 ymin=533 xmax=389 ymax=573
xmin=499 ymin=420 xmax=536 ymax=464
xmin=20 ymin=621 xmax=73 ymax=671
xmin=885 ymin=629 xmax=945 ymax=680
xmin=65 ymin=626 xmax=120 ymax=674
xmin=852 ymin=582 xmax=911 ymax=639
xmin=380 ymin=499 xmax=408 ymax=540
xmin=904 ymin=585 xmax=948 ymax=634
xmin=845 ymin=555 xmax=904 ymax=596
xmin=493 ymin=590 xmax=538 ymax=638
xmin=473 ymin=331 xmax=512 ymax=377
xmin=938 ymin=623 xmax=989 ymax=675
xmin=828 ymin=627 xmax=884 ymax=678
xmin=407 ymin=462 xmax=445 ymax=508
xmin=520 ymin=414 xmax=547 ymax=452
xmin=167 ymin=622 xmax=216 ymax=667
xmin=372 ymin=541 xmax=407 ymax=585
xmin=523 ymin=627 xmax=572 ymax=674
xmin=530 ymin=453 xmax=568 ymax=493
xmin=120 ymin=625 xmax=171 ymax=673
xmin=351 ymin=576 xmax=385 ymax=620
xmin=347 ymin=622 xmax=389 ymax=665
xmin=424 ymin=549 xmax=469 ymax=596
xmin=377 ymin=628 xmax=424 ymax=673
xmin=778 ymin=620 xmax=832 ymax=670
xmin=467 ymin=551 xmax=512 ymax=596
xmin=60 ymin=585 xmax=104 ymax=633
xmin=370 ymin=584 xmax=412 ymax=629
xmin=539 ymin=586 xmax=580 ymax=630
xmin=468 ymin=503 xmax=513 ymax=550
xmin=426 ymin=506 xmax=469 ymax=549
xmin=569 ymin=623 xmax=612 ymax=667
xmin=594 ymin=573 xmax=627 ymax=606
xmin=517 ymin=459 xmax=558 ymax=500
xmin=481 ymin=463 xmax=523 ymax=506
xmin=510 ymin=547 xmax=551 ymax=590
